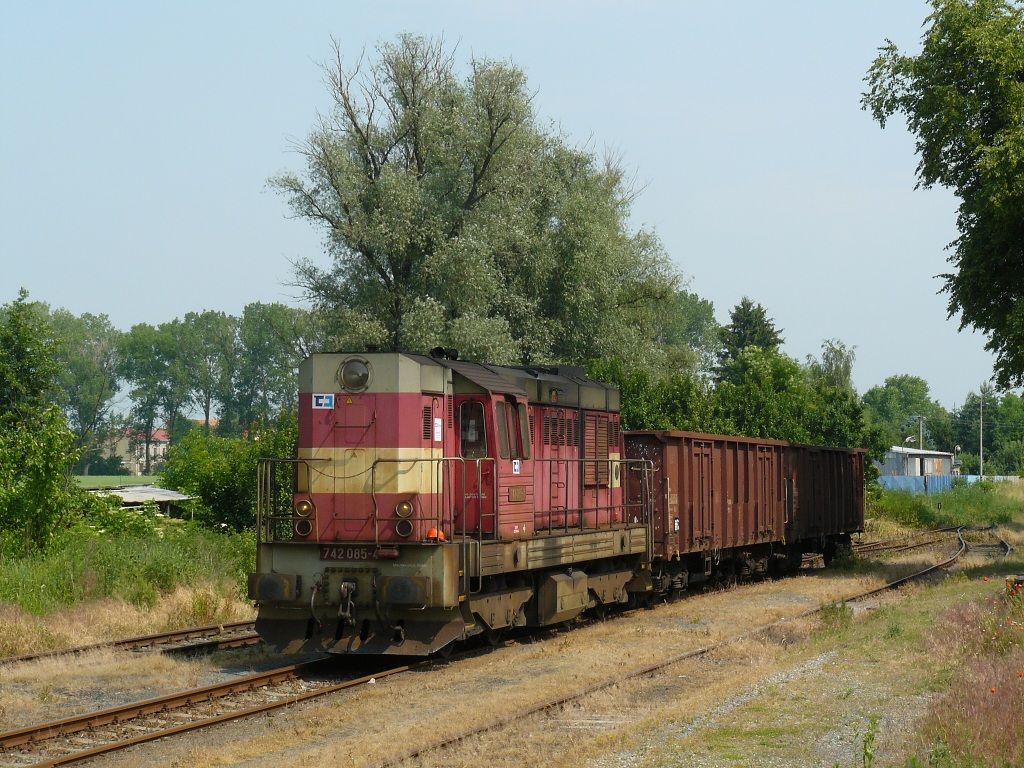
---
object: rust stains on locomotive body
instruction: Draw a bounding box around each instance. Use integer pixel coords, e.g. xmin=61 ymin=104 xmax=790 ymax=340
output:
xmin=249 ymin=353 xmax=865 ymax=657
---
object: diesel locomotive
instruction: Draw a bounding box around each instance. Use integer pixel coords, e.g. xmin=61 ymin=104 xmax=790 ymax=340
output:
xmin=248 ymin=351 xmax=864 ymax=656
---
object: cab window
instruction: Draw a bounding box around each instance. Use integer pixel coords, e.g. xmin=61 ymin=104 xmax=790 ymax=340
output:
xmin=496 ymin=401 xmax=511 ymax=459
xmin=517 ymin=403 xmax=532 ymax=459
xmin=460 ymin=401 xmax=488 ymax=459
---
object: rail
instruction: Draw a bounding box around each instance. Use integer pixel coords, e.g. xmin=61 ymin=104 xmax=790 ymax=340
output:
xmin=374 ymin=529 xmax=973 ymax=767
xmin=0 ymin=621 xmax=259 ymax=667
xmin=0 ymin=658 xmax=417 ymax=766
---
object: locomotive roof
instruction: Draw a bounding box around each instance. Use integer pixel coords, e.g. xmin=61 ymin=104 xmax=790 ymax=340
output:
xmin=404 ymin=354 xmax=620 ymax=412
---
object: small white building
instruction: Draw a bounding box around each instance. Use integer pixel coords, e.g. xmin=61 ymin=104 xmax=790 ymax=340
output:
xmin=877 ymin=446 xmax=956 ymax=477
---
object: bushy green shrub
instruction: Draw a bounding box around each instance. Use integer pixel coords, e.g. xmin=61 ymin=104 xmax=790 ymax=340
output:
xmin=0 ymin=520 xmax=255 ymax=615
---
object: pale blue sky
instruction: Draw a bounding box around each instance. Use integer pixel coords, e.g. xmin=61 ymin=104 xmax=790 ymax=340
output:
xmin=0 ymin=1 xmax=996 ymax=407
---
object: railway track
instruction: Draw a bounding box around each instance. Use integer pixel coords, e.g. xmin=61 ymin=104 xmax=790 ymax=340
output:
xmin=852 ymin=526 xmax=959 ymax=556
xmin=0 ymin=621 xmax=260 ymax=667
xmin=0 ymin=657 xmax=415 ymax=767
xmin=375 ymin=528 xmax=980 ymax=768
xmin=0 ymin=527 xmax=1006 ymax=768
xmin=852 ymin=525 xmax=1012 ymax=561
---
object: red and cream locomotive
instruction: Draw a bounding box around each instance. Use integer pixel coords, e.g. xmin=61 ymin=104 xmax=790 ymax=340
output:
xmin=249 ymin=351 xmax=864 ymax=656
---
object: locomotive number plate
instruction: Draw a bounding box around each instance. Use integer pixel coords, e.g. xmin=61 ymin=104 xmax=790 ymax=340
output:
xmin=320 ymin=545 xmax=374 ymax=561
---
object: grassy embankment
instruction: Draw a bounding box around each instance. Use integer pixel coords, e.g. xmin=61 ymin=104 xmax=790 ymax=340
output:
xmin=866 ymin=479 xmax=1019 ymax=534
xmin=0 ymin=504 xmax=255 ymax=656
xmin=650 ymin=482 xmax=1024 ymax=767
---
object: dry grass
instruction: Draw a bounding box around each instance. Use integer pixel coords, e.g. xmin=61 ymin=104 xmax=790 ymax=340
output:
xmin=0 ymin=646 xmax=215 ymax=730
xmin=0 ymin=585 xmax=255 ymax=730
xmin=910 ymin=590 xmax=1024 ymax=765
xmin=0 ymin=583 xmax=254 ymax=658
xmin=862 ymin=515 xmax=917 ymax=540
xmin=917 ymin=649 xmax=1024 ymax=765
xmin=94 ymin=567 xmax=898 ymax=768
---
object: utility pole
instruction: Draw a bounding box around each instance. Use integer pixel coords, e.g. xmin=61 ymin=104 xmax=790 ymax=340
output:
xmin=917 ymin=415 xmax=925 ymax=452
xmin=980 ymin=390 xmax=984 ymax=479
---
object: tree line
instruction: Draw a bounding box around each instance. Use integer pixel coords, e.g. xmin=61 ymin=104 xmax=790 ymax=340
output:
xmin=22 ymin=301 xmax=319 ymax=475
xmin=7 ymin=15 xmax=1024 ymax=548
xmin=861 ymin=375 xmax=1024 ymax=476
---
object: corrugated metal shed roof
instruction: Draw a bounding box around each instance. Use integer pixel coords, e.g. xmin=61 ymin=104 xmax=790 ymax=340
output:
xmin=887 ymin=446 xmax=954 ymax=458
xmin=91 ymin=485 xmax=192 ymax=504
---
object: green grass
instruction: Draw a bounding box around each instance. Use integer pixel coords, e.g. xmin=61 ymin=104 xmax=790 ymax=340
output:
xmin=0 ymin=522 xmax=254 ymax=614
xmin=74 ymin=475 xmax=160 ymax=489
xmin=867 ymin=481 xmax=1019 ymax=529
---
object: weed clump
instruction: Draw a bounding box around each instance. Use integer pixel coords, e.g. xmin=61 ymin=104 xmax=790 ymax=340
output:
xmin=819 ymin=600 xmax=853 ymax=634
xmin=0 ymin=520 xmax=254 ymax=616
xmin=905 ymin=585 xmax=1024 ymax=765
xmin=867 ymin=482 xmax=1016 ymax=529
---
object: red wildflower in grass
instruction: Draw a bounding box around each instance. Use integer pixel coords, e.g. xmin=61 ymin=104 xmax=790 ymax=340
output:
xmin=984 ymin=576 xmax=991 ymax=582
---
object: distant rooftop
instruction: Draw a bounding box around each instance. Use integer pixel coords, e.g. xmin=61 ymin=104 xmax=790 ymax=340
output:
xmin=90 ymin=485 xmax=191 ymax=505
xmin=886 ymin=446 xmax=954 ymax=458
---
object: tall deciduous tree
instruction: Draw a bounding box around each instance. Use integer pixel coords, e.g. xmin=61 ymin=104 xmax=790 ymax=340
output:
xmin=118 ymin=321 xmax=191 ymax=473
xmin=49 ymin=310 xmax=121 ymax=471
xmin=181 ymin=310 xmax=237 ymax=434
xmin=273 ymin=35 xmax=676 ymax=366
xmin=805 ymin=338 xmax=856 ymax=392
xmin=654 ymin=290 xmax=720 ymax=375
xmin=219 ymin=303 xmax=312 ymax=434
xmin=864 ymin=0 xmax=1024 ymax=388
xmin=862 ymin=374 xmax=948 ymax=450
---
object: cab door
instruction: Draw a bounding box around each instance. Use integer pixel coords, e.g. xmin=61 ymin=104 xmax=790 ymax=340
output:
xmin=454 ymin=398 xmax=495 ymax=535
xmin=493 ymin=396 xmax=534 ymax=538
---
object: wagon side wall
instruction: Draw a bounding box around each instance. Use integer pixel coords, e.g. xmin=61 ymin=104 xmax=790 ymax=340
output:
xmin=625 ymin=432 xmax=788 ymax=560
xmin=785 ymin=444 xmax=865 ymax=543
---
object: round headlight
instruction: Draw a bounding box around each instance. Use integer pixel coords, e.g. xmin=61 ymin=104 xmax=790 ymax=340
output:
xmin=339 ymin=359 xmax=370 ymax=391
xmin=395 ymin=519 xmax=413 ymax=538
xmin=294 ymin=518 xmax=313 ymax=537
xmin=294 ymin=499 xmax=314 ymax=518
xmin=395 ymin=500 xmax=413 ymax=518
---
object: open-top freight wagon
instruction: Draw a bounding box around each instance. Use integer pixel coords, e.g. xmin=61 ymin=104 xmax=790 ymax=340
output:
xmin=248 ymin=352 xmax=864 ymax=656
xmin=625 ymin=431 xmax=864 ymax=594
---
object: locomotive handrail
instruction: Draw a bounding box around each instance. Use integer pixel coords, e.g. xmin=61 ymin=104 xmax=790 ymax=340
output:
xmin=528 ymin=457 xmax=654 ymax=535
xmin=369 ymin=455 xmax=496 ymax=597
xmin=255 ymin=457 xmax=328 ymax=547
